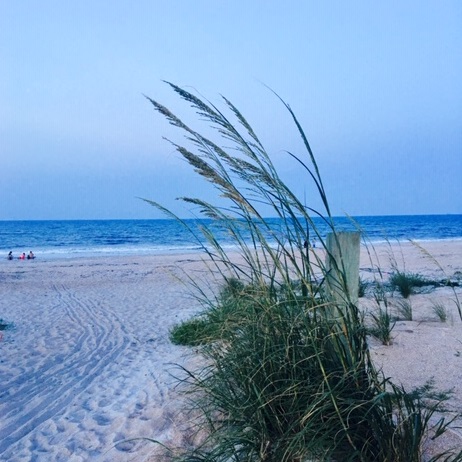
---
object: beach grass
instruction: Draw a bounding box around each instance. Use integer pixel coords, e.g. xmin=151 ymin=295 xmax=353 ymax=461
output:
xmin=358 ymin=277 xmax=368 ymax=298
xmin=389 ymin=271 xmax=431 ymax=298
xmin=146 ymin=83 xmax=462 ymax=462
xmin=394 ymin=298 xmax=413 ymax=321
xmin=369 ymin=306 xmax=396 ymax=346
xmin=0 ymin=319 xmax=12 ymax=331
xmin=432 ymin=301 xmax=448 ymax=323
xmin=170 ymin=317 xmax=214 ymax=346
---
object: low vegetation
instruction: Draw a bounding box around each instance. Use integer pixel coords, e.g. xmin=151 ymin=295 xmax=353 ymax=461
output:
xmin=389 ymin=271 xmax=433 ymax=298
xmin=0 ymin=319 xmax=12 ymax=331
xmin=147 ymin=83 xmax=462 ymax=461
xmin=432 ymin=301 xmax=448 ymax=323
xmin=358 ymin=277 xmax=368 ymax=298
xmin=394 ymin=298 xmax=413 ymax=321
xmin=369 ymin=306 xmax=396 ymax=346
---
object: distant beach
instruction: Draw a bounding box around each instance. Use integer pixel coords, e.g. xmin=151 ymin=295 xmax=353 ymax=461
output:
xmin=0 ymin=240 xmax=461 ymax=460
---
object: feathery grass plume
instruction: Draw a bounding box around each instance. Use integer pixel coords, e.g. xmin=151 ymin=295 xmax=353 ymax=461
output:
xmin=145 ymin=83 xmax=462 ymax=462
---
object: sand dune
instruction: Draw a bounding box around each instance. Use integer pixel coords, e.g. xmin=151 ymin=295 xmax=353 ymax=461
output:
xmin=0 ymin=242 xmax=461 ymax=461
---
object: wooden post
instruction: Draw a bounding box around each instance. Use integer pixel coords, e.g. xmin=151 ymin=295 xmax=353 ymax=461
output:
xmin=325 ymin=231 xmax=360 ymax=306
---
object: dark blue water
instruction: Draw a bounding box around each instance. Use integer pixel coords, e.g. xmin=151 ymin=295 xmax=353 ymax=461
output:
xmin=0 ymin=215 xmax=461 ymax=260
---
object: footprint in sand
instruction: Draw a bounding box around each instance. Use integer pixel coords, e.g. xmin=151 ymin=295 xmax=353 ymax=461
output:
xmin=93 ymin=413 xmax=112 ymax=426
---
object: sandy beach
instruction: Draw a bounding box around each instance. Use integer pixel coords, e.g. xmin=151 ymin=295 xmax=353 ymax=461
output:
xmin=1 ymin=240 xmax=461 ymax=461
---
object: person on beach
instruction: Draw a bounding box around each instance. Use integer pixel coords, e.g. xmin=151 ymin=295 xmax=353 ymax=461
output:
xmin=7 ymin=251 xmax=13 ymax=260
xmin=19 ymin=252 xmax=26 ymax=260
xmin=303 ymin=240 xmax=316 ymax=249
xmin=27 ymin=251 xmax=35 ymax=260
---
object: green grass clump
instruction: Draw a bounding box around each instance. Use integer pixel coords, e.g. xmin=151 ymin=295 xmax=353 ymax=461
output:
xmin=170 ymin=317 xmax=213 ymax=346
xmin=358 ymin=277 xmax=368 ymax=298
xmin=171 ymin=277 xmax=320 ymax=347
xmin=170 ymin=278 xmax=257 ymax=345
xmin=146 ymin=83 xmax=462 ymax=462
xmin=390 ymin=271 xmax=424 ymax=298
xmin=389 ymin=271 xmax=430 ymax=298
xmin=395 ymin=299 xmax=413 ymax=321
xmin=432 ymin=302 xmax=448 ymax=323
xmin=369 ymin=307 xmax=396 ymax=345
xmin=0 ymin=319 xmax=12 ymax=331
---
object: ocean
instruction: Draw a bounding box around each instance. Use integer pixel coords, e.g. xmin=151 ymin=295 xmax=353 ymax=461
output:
xmin=0 ymin=215 xmax=461 ymax=261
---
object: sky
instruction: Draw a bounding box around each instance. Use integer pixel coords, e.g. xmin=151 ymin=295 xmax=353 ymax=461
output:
xmin=1 ymin=1 xmax=461 ymax=220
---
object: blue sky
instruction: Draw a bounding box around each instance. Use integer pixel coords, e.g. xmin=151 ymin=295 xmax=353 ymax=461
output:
xmin=1 ymin=1 xmax=461 ymax=220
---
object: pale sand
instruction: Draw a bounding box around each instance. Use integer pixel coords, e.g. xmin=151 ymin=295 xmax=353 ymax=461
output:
xmin=0 ymin=240 xmax=461 ymax=461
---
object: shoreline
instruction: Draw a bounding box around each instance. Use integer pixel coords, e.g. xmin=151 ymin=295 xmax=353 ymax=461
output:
xmin=0 ymin=240 xmax=461 ymax=460
xmin=1 ymin=236 xmax=462 ymax=264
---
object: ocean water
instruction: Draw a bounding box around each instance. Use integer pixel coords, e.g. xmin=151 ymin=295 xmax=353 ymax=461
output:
xmin=0 ymin=215 xmax=461 ymax=261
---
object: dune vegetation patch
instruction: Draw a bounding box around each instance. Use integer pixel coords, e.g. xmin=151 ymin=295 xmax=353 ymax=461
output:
xmin=0 ymin=319 xmax=13 ymax=331
xmin=146 ymin=83 xmax=462 ymax=462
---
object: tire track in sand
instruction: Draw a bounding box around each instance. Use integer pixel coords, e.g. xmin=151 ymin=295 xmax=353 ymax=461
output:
xmin=0 ymin=283 xmax=131 ymax=456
